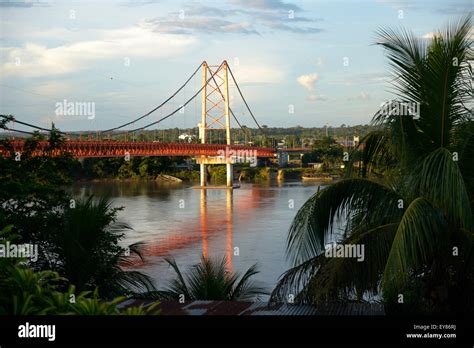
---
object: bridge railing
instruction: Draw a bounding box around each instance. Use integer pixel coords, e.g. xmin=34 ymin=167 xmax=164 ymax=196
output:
xmin=0 ymin=140 xmax=276 ymax=158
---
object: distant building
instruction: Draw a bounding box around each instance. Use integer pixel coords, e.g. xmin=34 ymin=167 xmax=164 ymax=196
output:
xmin=336 ymin=135 xmax=360 ymax=148
xmin=178 ymin=133 xmax=196 ymax=143
xmin=307 ymin=162 xmax=323 ymax=169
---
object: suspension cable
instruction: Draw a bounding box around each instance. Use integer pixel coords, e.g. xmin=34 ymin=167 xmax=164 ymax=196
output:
xmin=101 ymin=61 xmax=204 ymax=133
xmin=112 ymin=61 xmax=225 ymax=136
xmin=0 ymin=115 xmax=66 ymax=134
xmin=227 ymin=64 xmax=265 ymax=134
xmin=1 ymin=126 xmax=38 ymax=136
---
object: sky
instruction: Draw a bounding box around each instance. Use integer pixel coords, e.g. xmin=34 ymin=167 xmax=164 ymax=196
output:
xmin=0 ymin=0 xmax=472 ymax=131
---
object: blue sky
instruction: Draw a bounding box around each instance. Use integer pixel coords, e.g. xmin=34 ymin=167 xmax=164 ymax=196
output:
xmin=0 ymin=0 xmax=472 ymax=131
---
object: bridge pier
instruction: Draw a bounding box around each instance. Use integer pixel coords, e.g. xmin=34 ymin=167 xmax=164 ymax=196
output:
xmin=226 ymin=162 xmax=233 ymax=187
xmin=200 ymin=163 xmax=207 ymax=187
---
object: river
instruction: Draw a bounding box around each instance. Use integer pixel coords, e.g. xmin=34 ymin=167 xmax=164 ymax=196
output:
xmin=72 ymin=180 xmax=326 ymax=298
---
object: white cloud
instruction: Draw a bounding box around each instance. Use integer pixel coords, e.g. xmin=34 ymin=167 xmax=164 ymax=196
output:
xmin=347 ymin=91 xmax=370 ymax=101
xmin=32 ymin=80 xmax=75 ymax=98
xmin=307 ymin=94 xmax=327 ymax=101
xmin=422 ymin=27 xmax=474 ymax=41
xmin=231 ymin=62 xmax=286 ymax=85
xmin=0 ymin=25 xmax=198 ymax=78
xmin=297 ymin=73 xmax=318 ymax=91
xmin=229 ymin=0 xmax=301 ymax=11
xmin=421 ymin=31 xmax=440 ymax=40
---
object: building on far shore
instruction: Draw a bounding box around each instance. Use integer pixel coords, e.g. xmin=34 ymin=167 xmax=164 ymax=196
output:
xmin=335 ymin=135 xmax=360 ymax=148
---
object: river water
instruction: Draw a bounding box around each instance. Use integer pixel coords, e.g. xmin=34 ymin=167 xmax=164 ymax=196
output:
xmin=72 ymin=180 xmax=326 ymax=297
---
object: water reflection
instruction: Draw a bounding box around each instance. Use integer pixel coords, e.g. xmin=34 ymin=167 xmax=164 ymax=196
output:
xmin=226 ymin=189 xmax=233 ymax=272
xmin=72 ymin=180 xmax=324 ymax=293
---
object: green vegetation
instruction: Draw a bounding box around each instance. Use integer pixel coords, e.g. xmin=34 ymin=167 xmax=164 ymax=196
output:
xmin=0 ymin=226 xmax=159 ymax=315
xmin=77 ymin=124 xmax=375 ymax=147
xmin=271 ymin=16 xmax=474 ymax=314
xmin=157 ymin=256 xmax=268 ymax=301
xmin=279 ymin=168 xmax=306 ymax=180
xmin=56 ymin=196 xmax=155 ymax=297
xmin=302 ymin=137 xmax=345 ymax=171
xmin=208 ymin=165 xmax=228 ymax=184
xmin=0 ymin=129 xmax=156 ymax=312
xmin=238 ymin=166 xmax=272 ymax=181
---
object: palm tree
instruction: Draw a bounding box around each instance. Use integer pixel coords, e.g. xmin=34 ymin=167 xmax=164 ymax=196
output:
xmin=158 ymin=256 xmax=268 ymax=301
xmin=271 ymin=16 xmax=473 ymax=313
xmin=54 ymin=196 xmax=156 ymax=298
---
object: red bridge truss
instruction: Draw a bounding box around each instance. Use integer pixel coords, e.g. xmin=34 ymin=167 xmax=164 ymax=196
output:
xmin=0 ymin=140 xmax=277 ymax=158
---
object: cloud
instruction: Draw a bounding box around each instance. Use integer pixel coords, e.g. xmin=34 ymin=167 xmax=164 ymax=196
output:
xmin=0 ymin=0 xmax=49 ymax=8
xmin=0 ymin=24 xmax=198 ymax=77
xmin=231 ymin=62 xmax=286 ymax=85
xmin=422 ymin=27 xmax=474 ymax=41
xmin=142 ymin=17 xmax=259 ymax=35
xmin=32 ymin=80 xmax=75 ymax=98
xmin=307 ymin=94 xmax=327 ymax=101
xmin=375 ymin=0 xmax=420 ymax=10
xmin=328 ymin=72 xmax=387 ymax=86
xmin=150 ymin=2 xmax=323 ymax=36
xmin=421 ymin=31 xmax=440 ymax=40
xmin=229 ymin=0 xmax=301 ymax=11
xmin=119 ymin=0 xmax=161 ymax=7
xmin=297 ymin=73 xmax=318 ymax=91
xmin=347 ymin=91 xmax=370 ymax=101
xmin=433 ymin=1 xmax=473 ymax=15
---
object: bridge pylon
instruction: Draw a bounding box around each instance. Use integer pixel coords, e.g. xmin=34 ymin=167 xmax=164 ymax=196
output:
xmin=197 ymin=61 xmax=234 ymax=188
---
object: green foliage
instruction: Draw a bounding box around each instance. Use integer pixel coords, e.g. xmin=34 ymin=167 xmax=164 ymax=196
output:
xmin=302 ymin=138 xmax=344 ymax=170
xmin=0 ymin=130 xmax=74 ymax=269
xmin=208 ymin=165 xmax=227 ymax=184
xmin=157 ymin=256 xmax=268 ymax=301
xmin=0 ymin=127 xmax=156 ymax=299
xmin=238 ymin=167 xmax=272 ymax=181
xmin=118 ymin=161 xmax=138 ymax=179
xmin=172 ymin=169 xmax=200 ymax=182
xmin=52 ymin=196 xmax=156 ymax=298
xmin=279 ymin=168 xmax=305 ymax=180
xmin=271 ymin=16 xmax=474 ymax=314
xmin=0 ymin=226 xmax=160 ymax=315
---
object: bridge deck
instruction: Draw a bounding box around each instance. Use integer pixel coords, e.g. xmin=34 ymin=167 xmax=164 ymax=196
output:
xmin=0 ymin=140 xmax=276 ymax=158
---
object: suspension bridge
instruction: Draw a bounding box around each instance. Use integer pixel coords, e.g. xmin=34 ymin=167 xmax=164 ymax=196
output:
xmin=0 ymin=60 xmax=279 ymax=187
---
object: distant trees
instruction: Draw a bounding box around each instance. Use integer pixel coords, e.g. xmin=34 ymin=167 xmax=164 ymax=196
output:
xmin=302 ymin=137 xmax=344 ymax=170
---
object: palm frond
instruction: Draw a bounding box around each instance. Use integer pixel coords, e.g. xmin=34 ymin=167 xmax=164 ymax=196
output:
xmin=381 ymin=197 xmax=448 ymax=292
xmin=414 ymin=147 xmax=472 ymax=228
xmin=287 ymin=178 xmax=402 ymax=265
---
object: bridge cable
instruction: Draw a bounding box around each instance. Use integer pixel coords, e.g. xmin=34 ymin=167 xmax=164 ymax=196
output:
xmin=227 ymin=65 xmax=265 ymax=135
xmin=0 ymin=62 xmax=205 ymax=137
xmin=100 ymin=62 xmax=204 ymax=134
xmin=0 ymin=115 xmax=67 ymax=135
xmin=112 ymin=62 xmax=225 ymax=136
xmin=1 ymin=126 xmax=38 ymax=136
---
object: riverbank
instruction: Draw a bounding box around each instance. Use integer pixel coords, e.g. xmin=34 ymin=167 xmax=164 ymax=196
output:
xmin=74 ymin=166 xmax=342 ymax=184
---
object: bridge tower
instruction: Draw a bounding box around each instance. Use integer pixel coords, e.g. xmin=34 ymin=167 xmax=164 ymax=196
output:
xmin=197 ymin=61 xmax=233 ymax=188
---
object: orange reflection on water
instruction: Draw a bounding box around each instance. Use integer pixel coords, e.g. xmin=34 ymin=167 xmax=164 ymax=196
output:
xmin=200 ymin=189 xmax=208 ymax=259
xmin=226 ymin=189 xmax=233 ymax=272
